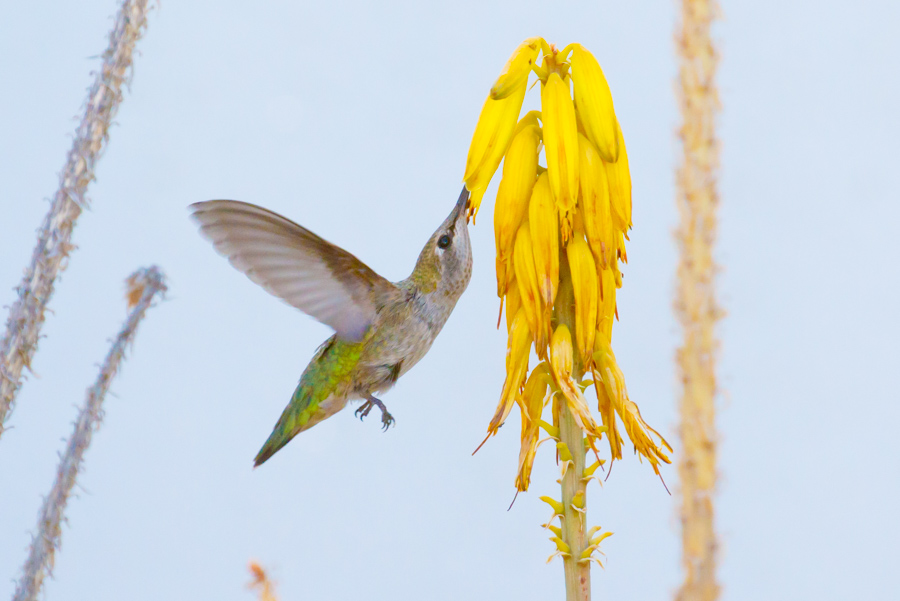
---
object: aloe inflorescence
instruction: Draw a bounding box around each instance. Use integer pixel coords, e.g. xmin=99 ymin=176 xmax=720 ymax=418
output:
xmin=464 ymin=38 xmax=671 ymax=596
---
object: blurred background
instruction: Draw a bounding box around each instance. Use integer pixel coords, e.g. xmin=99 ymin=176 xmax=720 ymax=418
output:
xmin=1 ymin=1 xmax=898 ymax=599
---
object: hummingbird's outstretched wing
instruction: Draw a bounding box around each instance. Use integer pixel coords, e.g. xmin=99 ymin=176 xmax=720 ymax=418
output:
xmin=190 ymin=200 xmax=396 ymax=342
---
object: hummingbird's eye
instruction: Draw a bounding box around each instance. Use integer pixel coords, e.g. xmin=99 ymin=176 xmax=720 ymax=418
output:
xmin=437 ymin=234 xmax=451 ymax=249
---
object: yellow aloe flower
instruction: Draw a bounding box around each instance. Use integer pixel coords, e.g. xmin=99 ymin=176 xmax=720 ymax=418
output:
xmin=464 ymin=83 xmax=528 ymax=216
xmin=504 ymin=275 xmax=521 ymax=334
xmin=549 ymin=325 xmax=603 ymax=437
xmin=617 ymin=229 xmax=628 ymax=264
xmin=566 ymin=237 xmax=599 ymax=368
xmin=611 ymin=254 xmax=623 ymax=290
xmin=605 ymin=121 xmax=632 ymax=232
xmin=540 ymin=70 xmax=579 ymax=241
xmin=503 ymin=115 xmax=542 ymax=205
xmin=597 ymin=267 xmax=617 ymax=344
xmin=595 ymin=377 xmax=623 ymax=460
xmin=494 ymin=179 xmax=520 ymax=298
xmin=592 ymin=336 xmax=672 ymax=474
xmin=494 ymin=116 xmax=542 ymax=296
xmin=528 ymin=172 xmax=559 ymax=313
xmin=620 ymin=399 xmax=671 ymax=475
xmin=569 ymin=44 xmax=620 ymax=163
xmin=491 ymin=37 xmax=543 ymax=100
xmin=513 ymin=221 xmax=548 ymax=356
xmin=515 ymin=362 xmax=552 ymax=491
xmin=578 ymin=132 xmax=616 ymax=269
xmin=487 ymin=307 xmax=532 ymax=436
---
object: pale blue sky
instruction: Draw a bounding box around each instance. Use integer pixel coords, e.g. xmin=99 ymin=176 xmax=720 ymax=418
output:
xmin=2 ymin=1 xmax=899 ymax=600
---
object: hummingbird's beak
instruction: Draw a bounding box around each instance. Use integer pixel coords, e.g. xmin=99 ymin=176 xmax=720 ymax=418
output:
xmin=454 ymin=186 xmax=470 ymax=224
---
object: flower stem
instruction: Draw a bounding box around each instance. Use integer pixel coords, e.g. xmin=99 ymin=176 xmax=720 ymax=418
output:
xmin=559 ymin=400 xmax=590 ymax=601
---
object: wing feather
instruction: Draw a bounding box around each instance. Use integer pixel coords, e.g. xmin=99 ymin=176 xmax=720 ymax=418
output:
xmin=190 ymin=200 xmax=395 ymax=342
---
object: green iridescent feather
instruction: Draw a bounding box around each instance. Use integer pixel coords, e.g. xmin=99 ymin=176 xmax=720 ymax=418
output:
xmin=254 ymin=336 xmax=364 ymax=466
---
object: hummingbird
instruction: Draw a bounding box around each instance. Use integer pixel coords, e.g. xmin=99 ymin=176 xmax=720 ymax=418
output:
xmin=190 ymin=187 xmax=472 ymax=466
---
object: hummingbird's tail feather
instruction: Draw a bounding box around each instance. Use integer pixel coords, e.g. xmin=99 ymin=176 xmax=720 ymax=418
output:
xmin=253 ymin=384 xmax=347 ymax=467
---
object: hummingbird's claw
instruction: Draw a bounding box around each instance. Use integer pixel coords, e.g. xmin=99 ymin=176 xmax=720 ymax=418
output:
xmin=357 ymin=394 xmax=395 ymax=431
xmin=381 ymin=411 xmax=395 ymax=431
xmin=354 ymin=402 xmax=374 ymax=420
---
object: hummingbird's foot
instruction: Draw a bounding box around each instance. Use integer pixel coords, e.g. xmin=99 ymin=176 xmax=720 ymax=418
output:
xmin=379 ymin=409 xmax=395 ymax=431
xmin=356 ymin=394 xmax=395 ymax=431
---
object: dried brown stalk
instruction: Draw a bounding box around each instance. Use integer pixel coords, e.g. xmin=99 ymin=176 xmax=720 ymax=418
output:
xmin=12 ymin=267 xmax=167 ymax=601
xmin=0 ymin=0 xmax=153 ymax=439
xmin=248 ymin=562 xmax=280 ymax=601
xmin=674 ymin=1 xmax=722 ymax=601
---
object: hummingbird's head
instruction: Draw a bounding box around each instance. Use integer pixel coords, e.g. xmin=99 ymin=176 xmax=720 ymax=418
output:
xmin=410 ymin=187 xmax=473 ymax=299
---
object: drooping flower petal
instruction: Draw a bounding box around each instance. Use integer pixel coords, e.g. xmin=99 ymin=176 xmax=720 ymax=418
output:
xmin=487 ymin=308 xmax=532 ymax=436
xmin=592 ymin=336 xmax=672 ymax=473
xmin=594 ymin=374 xmax=623 ymax=460
xmin=549 ymin=325 xmax=603 ymax=437
xmin=515 ymin=362 xmax=551 ymax=491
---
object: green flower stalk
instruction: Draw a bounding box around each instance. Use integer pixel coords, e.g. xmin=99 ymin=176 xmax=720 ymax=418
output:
xmin=465 ymin=39 xmax=671 ymax=601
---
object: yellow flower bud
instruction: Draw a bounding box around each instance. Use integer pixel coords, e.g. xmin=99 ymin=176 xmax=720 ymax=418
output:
xmin=556 ymin=441 xmax=574 ymax=463
xmin=494 ymin=120 xmax=542 ymax=296
xmin=490 ymin=37 xmax=543 ymax=100
xmin=540 ymin=71 xmax=579 ymax=241
xmin=590 ymin=531 xmax=613 ymax=547
xmin=570 ymin=44 xmax=620 ymax=163
xmin=502 ymin=121 xmax=542 ymax=206
xmin=594 ymin=370 xmax=623 ymax=460
xmin=549 ymin=325 xmax=603 ymax=437
xmin=567 ymin=237 xmax=599 ymax=368
xmin=578 ymin=133 xmax=615 ymax=269
xmin=583 ymin=460 xmax=605 ymax=479
xmin=464 ymin=83 xmax=528 ymax=217
xmin=540 ymin=495 xmax=565 ymax=516
xmin=597 ymin=267 xmax=617 ymax=343
xmin=550 ymin=537 xmax=571 ymax=554
xmin=513 ymin=222 xmax=548 ymax=355
xmin=519 ymin=362 xmax=550 ymax=426
xmin=571 ymin=490 xmax=585 ymax=509
xmin=514 ymin=110 xmax=541 ymax=133
xmin=528 ymin=172 xmax=560 ymax=318
xmin=604 ymin=122 xmax=632 ymax=232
